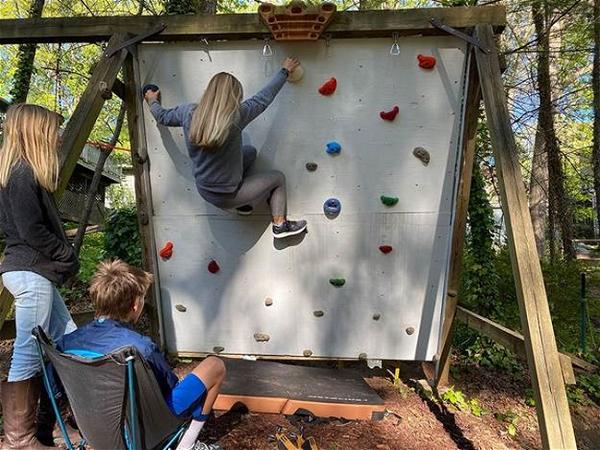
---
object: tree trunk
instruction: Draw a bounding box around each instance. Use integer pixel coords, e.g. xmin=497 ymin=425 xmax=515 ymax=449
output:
xmin=532 ymin=0 xmax=575 ymax=260
xmin=72 ymin=103 xmax=127 ymax=256
xmin=9 ymin=0 xmax=45 ymax=103
xmin=593 ymin=0 xmax=600 ymax=234
xmin=529 ymin=123 xmax=548 ymax=256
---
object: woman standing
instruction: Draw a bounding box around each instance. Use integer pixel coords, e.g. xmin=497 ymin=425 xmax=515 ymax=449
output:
xmin=0 ymin=104 xmax=79 ymax=449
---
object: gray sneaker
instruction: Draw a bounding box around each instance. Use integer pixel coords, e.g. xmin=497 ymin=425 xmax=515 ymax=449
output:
xmin=272 ymin=219 xmax=307 ymax=238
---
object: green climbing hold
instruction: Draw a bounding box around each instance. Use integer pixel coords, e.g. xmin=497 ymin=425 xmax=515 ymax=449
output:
xmin=380 ymin=195 xmax=399 ymax=206
xmin=329 ymin=278 xmax=346 ymax=287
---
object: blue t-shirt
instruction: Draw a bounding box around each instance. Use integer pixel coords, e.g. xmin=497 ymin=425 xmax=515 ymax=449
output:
xmin=59 ymin=318 xmax=179 ymax=397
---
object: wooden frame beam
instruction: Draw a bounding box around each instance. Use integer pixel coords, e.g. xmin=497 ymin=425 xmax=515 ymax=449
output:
xmin=434 ymin=47 xmax=481 ymax=388
xmin=475 ymin=24 xmax=576 ymax=450
xmin=0 ymin=6 xmax=505 ymax=44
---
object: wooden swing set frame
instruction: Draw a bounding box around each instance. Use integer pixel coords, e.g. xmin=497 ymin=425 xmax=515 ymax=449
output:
xmin=0 ymin=5 xmax=581 ymax=448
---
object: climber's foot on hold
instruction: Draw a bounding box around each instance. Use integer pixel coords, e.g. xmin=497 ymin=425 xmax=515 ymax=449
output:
xmin=272 ymin=219 xmax=307 ymax=239
xmin=236 ymin=205 xmax=254 ymax=216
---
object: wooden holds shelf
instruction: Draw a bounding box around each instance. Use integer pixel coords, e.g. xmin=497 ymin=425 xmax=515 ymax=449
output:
xmin=258 ymin=1 xmax=336 ymax=41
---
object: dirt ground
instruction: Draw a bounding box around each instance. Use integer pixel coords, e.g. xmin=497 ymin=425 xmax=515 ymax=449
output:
xmin=0 ymin=315 xmax=598 ymax=449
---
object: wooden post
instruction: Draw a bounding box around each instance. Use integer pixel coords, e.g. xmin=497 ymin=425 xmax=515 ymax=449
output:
xmin=475 ymin=24 xmax=576 ymax=450
xmin=123 ymin=52 xmax=163 ymax=345
xmin=434 ymin=49 xmax=481 ymax=388
xmin=0 ymin=33 xmax=129 ymax=332
xmin=56 ymin=32 xmax=129 ymax=197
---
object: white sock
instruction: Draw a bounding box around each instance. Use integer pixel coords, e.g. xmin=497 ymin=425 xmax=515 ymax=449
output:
xmin=176 ymin=420 xmax=206 ymax=450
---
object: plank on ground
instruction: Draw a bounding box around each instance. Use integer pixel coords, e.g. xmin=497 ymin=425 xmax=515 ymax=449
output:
xmin=475 ymin=24 xmax=576 ymax=450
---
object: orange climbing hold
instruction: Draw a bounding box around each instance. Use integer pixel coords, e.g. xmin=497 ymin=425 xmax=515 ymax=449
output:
xmin=379 ymin=245 xmax=393 ymax=254
xmin=159 ymin=241 xmax=173 ymax=260
xmin=380 ymin=106 xmax=399 ymax=121
xmin=208 ymin=260 xmax=220 ymax=274
xmin=318 ymin=77 xmax=337 ymax=96
xmin=417 ymin=54 xmax=436 ymax=70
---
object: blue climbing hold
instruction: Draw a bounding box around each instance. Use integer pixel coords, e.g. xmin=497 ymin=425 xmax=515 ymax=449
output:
xmin=325 ymin=141 xmax=342 ymax=155
xmin=323 ymin=198 xmax=341 ymax=218
xmin=142 ymin=83 xmax=160 ymax=96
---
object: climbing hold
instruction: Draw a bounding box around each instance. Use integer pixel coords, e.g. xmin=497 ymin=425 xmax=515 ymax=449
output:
xmin=287 ymin=64 xmax=304 ymax=83
xmin=413 ymin=147 xmax=430 ymax=166
xmin=265 ymin=297 xmax=274 ymax=306
xmin=303 ymin=349 xmax=313 ymax=357
xmin=318 ymin=77 xmax=337 ymax=95
xmin=329 ymin=278 xmax=346 ymax=287
xmin=254 ymin=332 xmax=270 ymax=342
xmin=306 ymin=162 xmax=318 ymax=172
xmin=379 ymin=245 xmax=393 ymax=254
xmin=325 ymin=141 xmax=341 ymax=155
xmin=406 ymin=327 xmax=415 ymax=335
xmin=142 ymin=83 xmax=160 ymax=96
xmin=417 ymin=54 xmax=436 ymax=69
xmin=175 ymin=304 xmax=187 ymax=312
xmin=358 ymin=353 xmax=368 ymax=360
xmin=323 ymin=198 xmax=341 ymax=218
xmin=313 ymin=310 xmax=324 ymax=317
xmin=380 ymin=106 xmax=399 ymax=121
xmin=213 ymin=346 xmax=225 ymax=353
xmin=373 ymin=313 xmax=381 ymax=321
xmin=380 ymin=195 xmax=399 ymax=207
xmin=208 ymin=260 xmax=220 ymax=274
xmin=159 ymin=241 xmax=173 ymax=260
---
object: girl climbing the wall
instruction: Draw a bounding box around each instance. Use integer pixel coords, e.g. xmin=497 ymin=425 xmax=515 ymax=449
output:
xmin=144 ymin=57 xmax=307 ymax=239
xmin=0 ymin=104 xmax=80 ymax=449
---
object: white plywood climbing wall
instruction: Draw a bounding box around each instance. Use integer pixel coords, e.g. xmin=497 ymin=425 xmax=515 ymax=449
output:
xmin=137 ymin=36 xmax=468 ymax=361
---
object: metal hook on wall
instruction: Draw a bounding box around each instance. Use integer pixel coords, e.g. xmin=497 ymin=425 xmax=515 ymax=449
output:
xmin=389 ymin=32 xmax=400 ymax=56
xmin=201 ymin=38 xmax=212 ymax=62
xmin=262 ymin=37 xmax=273 ymax=58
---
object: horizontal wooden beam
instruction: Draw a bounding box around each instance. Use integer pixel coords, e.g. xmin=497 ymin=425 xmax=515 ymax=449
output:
xmin=455 ymin=306 xmax=597 ymax=379
xmin=0 ymin=6 xmax=505 ymax=44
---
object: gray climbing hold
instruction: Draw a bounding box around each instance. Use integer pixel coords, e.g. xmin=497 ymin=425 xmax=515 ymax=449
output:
xmin=413 ymin=147 xmax=430 ymax=166
xmin=265 ymin=297 xmax=274 ymax=306
xmin=313 ymin=310 xmax=324 ymax=317
xmin=306 ymin=162 xmax=318 ymax=172
xmin=303 ymin=349 xmax=313 ymax=357
xmin=358 ymin=352 xmax=368 ymax=360
xmin=213 ymin=346 xmax=224 ymax=353
xmin=254 ymin=332 xmax=270 ymax=342
xmin=175 ymin=304 xmax=187 ymax=312
xmin=373 ymin=313 xmax=381 ymax=321
xmin=406 ymin=327 xmax=415 ymax=335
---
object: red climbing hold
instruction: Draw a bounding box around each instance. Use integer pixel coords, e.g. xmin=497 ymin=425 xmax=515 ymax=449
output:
xmin=417 ymin=54 xmax=436 ymax=70
xmin=379 ymin=245 xmax=393 ymax=254
xmin=159 ymin=241 xmax=173 ymax=260
xmin=208 ymin=260 xmax=220 ymax=274
xmin=380 ymin=106 xmax=399 ymax=121
xmin=318 ymin=77 xmax=337 ymax=96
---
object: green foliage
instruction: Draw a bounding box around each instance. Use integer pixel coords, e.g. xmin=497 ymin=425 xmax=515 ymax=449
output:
xmin=441 ymin=386 xmax=484 ymax=417
xmin=106 ymin=182 xmax=136 ymax=210
xmin=577 ymin=374 xmax=600 ymax=405
xmin=78 ymin=231 xmax=106 ymax=282
xmin=494 ymin=410 xmax=520 ymax=437
xmin=103 ymin=207 xmax=142 ymax=267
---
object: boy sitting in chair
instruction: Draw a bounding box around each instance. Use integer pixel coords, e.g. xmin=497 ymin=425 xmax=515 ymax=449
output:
xmin=59 ymin=260 xmax=225 ymax=450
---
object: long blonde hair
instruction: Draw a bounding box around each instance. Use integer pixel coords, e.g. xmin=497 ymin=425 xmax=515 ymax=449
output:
xmin=0 ymin=104 xmax=62 ymax=192
xmin=189 ymin=72 xmax=243 ymax=149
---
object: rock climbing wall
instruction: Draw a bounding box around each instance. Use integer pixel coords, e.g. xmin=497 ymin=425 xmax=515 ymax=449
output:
xmin=137 ymin=36 xmax=469 ymax=361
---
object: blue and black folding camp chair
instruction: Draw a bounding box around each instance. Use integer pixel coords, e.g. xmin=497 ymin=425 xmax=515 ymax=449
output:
xmin=32 ymin=326 xmax=189 ymax=450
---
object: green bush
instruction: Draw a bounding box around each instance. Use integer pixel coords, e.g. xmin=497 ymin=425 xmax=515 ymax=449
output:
xmin=103 ymin=207 xmax=143 ymax=267
xmin=78 ymin=232 xmax=106 ymax=282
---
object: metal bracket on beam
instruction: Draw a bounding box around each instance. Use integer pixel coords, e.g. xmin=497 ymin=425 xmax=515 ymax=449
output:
xmin=429 ymin=18 xmax=490 ymax=54
xmin=104 ymin=23 xmax=167 ymax=57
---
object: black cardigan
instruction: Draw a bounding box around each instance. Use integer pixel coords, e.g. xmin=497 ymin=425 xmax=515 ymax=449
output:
xmin=0 ymin=161 xmax=79 ymax=285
